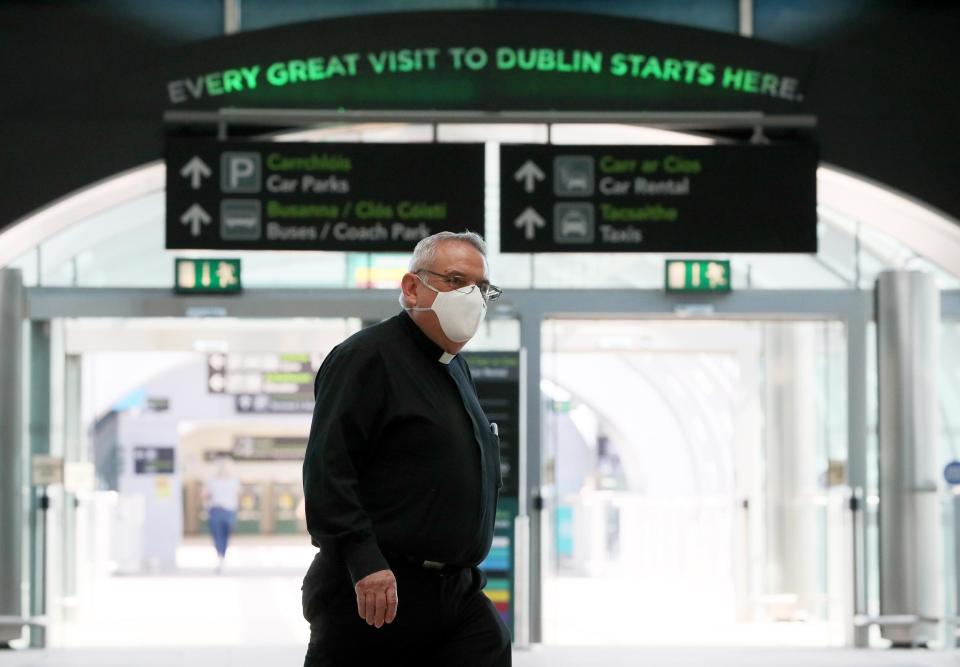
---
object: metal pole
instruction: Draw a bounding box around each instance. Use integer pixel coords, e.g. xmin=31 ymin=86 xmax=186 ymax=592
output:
xmin=854 ymin=222 xmax=862 ymax=289
xmin=513 ymin=346 xmax=531 ymax=648
xmin=28 ymin=320 xmax=52 ymax=648
xmin=846 ymin=293 xmax=870 ymax=647
xmin=163 ymin=108 xmax=818 ymax=130
xmin=876 ymin=270 xmax=942 ymax=647
xmin=0 ymin=269 xmax=24 ymax=645
xmin=739 ymin=0 xmax=754 ymax=38
xmin=520 ymin=307 xmax=543 ymax=643
xmin=223 ymin=0 xmax=241 ymax=35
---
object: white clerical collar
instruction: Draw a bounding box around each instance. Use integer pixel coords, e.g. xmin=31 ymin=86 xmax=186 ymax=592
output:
xmin=438 ymin=352 xmax=456 ymax=365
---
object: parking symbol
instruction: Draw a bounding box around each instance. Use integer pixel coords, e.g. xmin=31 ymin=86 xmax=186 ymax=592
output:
xmin=220 ymin=199 xmax=262 ymax=241
xmin=554 ymin=203 xmax=594 ymax=243
xmin=221 ymin=152 xmax=261 ymax=193
xmin=554 ymin=156 xmax=594 ymax=197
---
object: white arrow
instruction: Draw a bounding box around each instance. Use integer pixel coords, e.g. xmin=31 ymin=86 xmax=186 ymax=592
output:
xmin=179 ymin=156 xmax=212 ymax=190
xmin=180 ymin=204 xmax=211 ymax=237
xmin=514 ymin=160 xmax=545 ymax=193
xmin=514 ymin=207 xmax=546 ymax=240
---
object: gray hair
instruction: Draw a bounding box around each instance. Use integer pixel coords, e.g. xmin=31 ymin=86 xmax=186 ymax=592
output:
xmin=408 ymin=231 xmax=487 ymax=272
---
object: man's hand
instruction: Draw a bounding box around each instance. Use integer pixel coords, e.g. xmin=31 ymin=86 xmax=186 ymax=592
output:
xmin=355 ymin=569 xmax=398 ymax=628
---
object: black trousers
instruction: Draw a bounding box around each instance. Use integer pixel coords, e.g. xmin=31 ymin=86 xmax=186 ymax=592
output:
xmin=303 ymin=562 xmax=511 ymax=667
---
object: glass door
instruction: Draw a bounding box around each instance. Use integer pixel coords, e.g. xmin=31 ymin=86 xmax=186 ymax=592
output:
xmin=539 ymin=318 xmax=849 ymax=646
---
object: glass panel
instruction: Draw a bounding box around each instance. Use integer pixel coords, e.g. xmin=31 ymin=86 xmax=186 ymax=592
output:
xmin=50 ymin=312 xmax=519 ymax=647
xmin=864 ymin=320 xmax=881 ymax=637
xmin=7 ymin=249 xmax=39 ymax=288
xmin=941 ymin=320 xmax=960 ymax=643
xmin=237 ymin=0 xmax=743 ymax=34
xmin=754 ymin=0 xmax=871 ymax=44
xmin=239 ymin=0 xmax=488 ymax=31
xmin=942 ymin=322 xmax=960 ymax=469
xmin=500 ymin=0 xmax=738 ymax=33
xmin=541 ymin=318 xmax=848 ymax=646
xmin=95 ymin=0 xmax=223 ymax=41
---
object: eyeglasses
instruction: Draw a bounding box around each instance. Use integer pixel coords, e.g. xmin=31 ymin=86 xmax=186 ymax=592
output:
xmin=417 ymin=269 xmax=503 ymax=302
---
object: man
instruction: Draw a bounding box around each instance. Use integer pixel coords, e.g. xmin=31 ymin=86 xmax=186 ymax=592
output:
xmin=202 ymin=454 xmax=240 ymax=574
xmin=301 ymin=231 xmax=511 ymax=666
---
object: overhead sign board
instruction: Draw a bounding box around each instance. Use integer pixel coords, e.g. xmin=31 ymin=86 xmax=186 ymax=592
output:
xmin=500 ymin=144 xmax=818 ymax=253
xmin=162 ymin=11 xmax=815 ymax=115
xmin=207 ymin=352 xmax=321 ymax=396
xmin=166 ymin=140 xmax=485 ymax=251
xmin=665 ymin=259 xmax=732 ymax=292
xmin=174 ymin=258 xmax=241 ymax=294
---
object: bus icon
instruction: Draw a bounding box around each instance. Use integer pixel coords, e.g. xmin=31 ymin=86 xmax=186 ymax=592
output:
xmin=220 ymin=199 xmax=262 ymax=241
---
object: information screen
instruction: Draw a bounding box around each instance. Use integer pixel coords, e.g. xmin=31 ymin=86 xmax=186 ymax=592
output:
xmin=462 ymin=351 xmax=521 ymax=498
xmin=463 ymin=351 xmax=521 ymax=635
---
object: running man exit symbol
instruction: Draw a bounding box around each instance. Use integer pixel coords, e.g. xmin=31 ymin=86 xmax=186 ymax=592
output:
xmin=174 ymin=258 xmax=242 ymax=294
xmin=216 ymin=261 xmax=239 ymax=288
xmin=665 ymin=260 xmax=732 ymax=292
xmin=705 ymin=261 xmax=728 ymax=289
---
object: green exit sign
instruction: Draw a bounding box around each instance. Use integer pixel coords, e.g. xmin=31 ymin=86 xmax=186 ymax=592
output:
xmin=175 ymin=259 xmax=242 ymax=294
xmin=665 ymin=259 xmax=731 ymax=293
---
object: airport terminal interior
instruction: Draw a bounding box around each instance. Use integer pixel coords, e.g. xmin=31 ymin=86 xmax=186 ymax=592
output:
xmin=2 ymin=2 xmax=960 ymax=666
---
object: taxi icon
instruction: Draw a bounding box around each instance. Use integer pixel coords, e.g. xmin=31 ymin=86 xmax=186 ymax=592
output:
xmin=554 ymin=203 xmax=594 ymax=243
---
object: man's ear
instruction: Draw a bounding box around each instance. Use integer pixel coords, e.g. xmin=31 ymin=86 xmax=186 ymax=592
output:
xmin=400 ymin=272 xmax=418 ymax=308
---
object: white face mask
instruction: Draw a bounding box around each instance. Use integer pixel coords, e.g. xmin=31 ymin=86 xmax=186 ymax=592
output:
xmin=402 ymin=274 xmax=487 ymax=343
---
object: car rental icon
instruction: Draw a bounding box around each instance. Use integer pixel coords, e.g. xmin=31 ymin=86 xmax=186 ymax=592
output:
xmin=553 ymin=156 xmax=595 ymax=197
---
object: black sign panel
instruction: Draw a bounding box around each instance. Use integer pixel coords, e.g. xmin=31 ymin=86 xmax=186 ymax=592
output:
xmin=500 ymin=144 xmax=818 ymax=253
xmin=166 ymin=140 xmax=484 ymax=251
xmin=235 ymin=394 xmax=315 ymax=414
xmin=133 ymin=446 xmax=175 ymax=475
xmin=462 ymin=351 xmax=521 ymax=498
xmin=232 ymin=436 xmax=308 ymax=461
xmin=207 ymin=352 xmax=320 ymax=396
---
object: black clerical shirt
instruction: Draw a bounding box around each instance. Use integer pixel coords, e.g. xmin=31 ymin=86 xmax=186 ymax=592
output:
xmin=302 ymin=310 xmax=502 ymax=595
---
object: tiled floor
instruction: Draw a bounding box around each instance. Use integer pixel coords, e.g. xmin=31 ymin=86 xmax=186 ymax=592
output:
xmin=2 ymin=645 xmax=959 ymax=666
xmin=5 ymin=537 xmax=955 ymax=666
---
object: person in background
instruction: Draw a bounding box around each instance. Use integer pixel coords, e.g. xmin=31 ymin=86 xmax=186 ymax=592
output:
xmin=203 ymin=454 xmax=241 ymax=574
